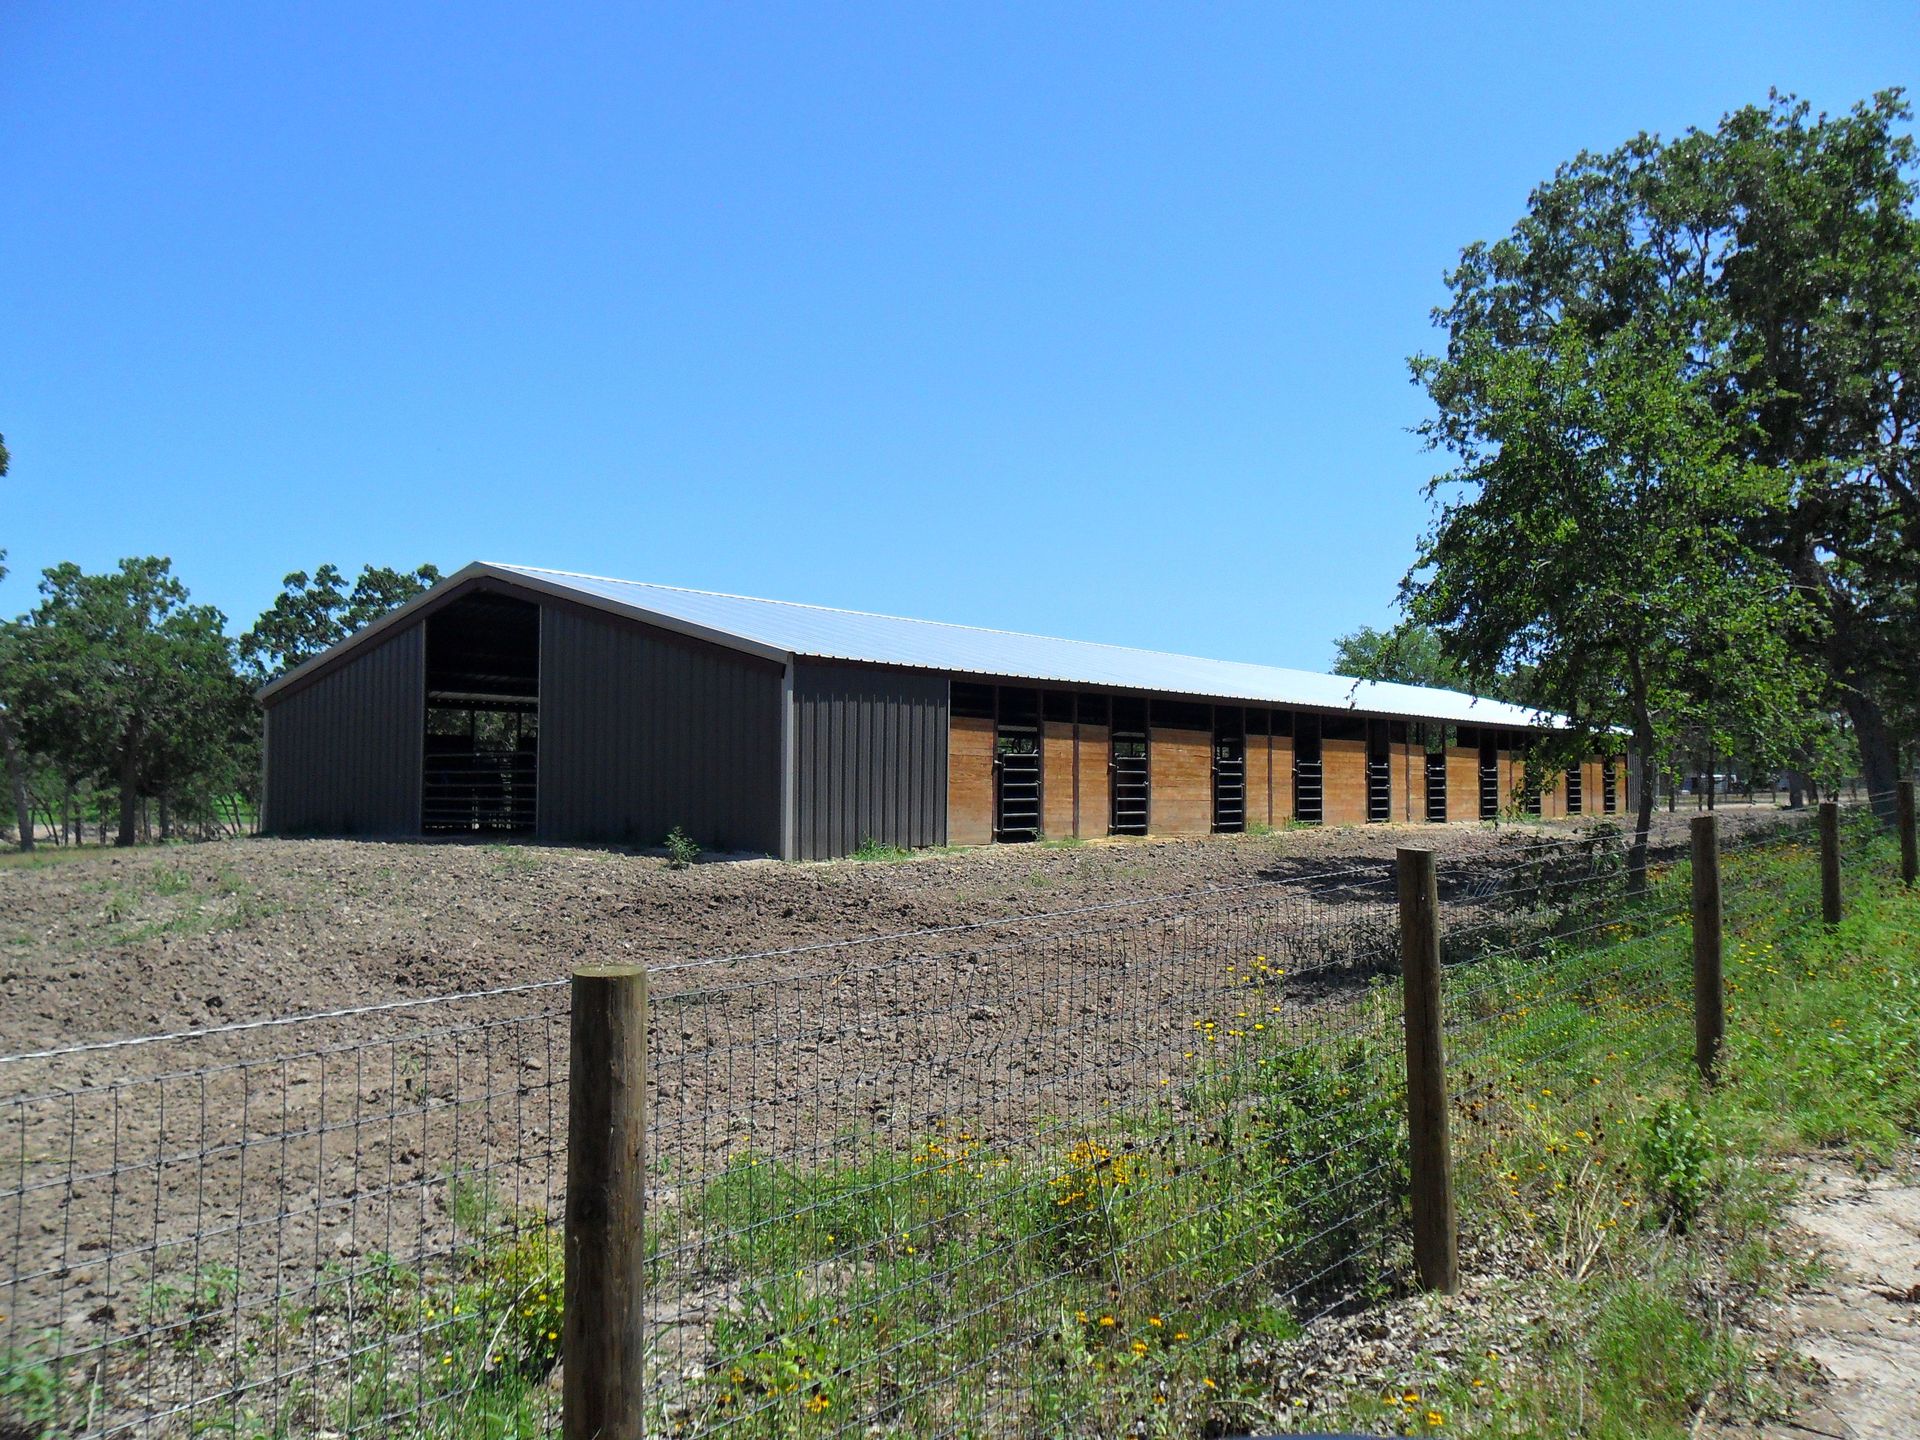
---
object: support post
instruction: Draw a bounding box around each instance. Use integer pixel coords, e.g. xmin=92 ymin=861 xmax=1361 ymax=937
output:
xmin=564 ymin=965 xmax=649 ymax=1440
xmin=1690 ymin=815 xmax=1724 ymax=1080
xmin=1899 ymin=780 xmax=1916 ymax=889
xmin=1396 ymin=846 xmax=1458 ymax=1294
xmin=1819 ymin=801 xmax=1842 ymax=927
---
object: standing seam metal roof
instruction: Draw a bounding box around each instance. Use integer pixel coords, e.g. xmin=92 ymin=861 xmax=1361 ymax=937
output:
xmin=482 ymin=564 xmax=1556 ymax=729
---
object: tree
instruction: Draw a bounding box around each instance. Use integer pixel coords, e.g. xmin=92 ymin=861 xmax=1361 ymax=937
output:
xmin=1406 ymin=317 xmax=1818 ymax=887
xmin=12 ymin=559 xmax=242 ymax=846
xmin=239 ymin=562 xmax=440 ymax=682
xmin=1330 ymin=623 xmax=1468 ymax=691
xmin=1415 ymin=90 xmax=1920 ymax=819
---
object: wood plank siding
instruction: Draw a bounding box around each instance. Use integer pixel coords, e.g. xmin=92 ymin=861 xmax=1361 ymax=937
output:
xmin=1246 ymin=733 xmax=1273 ymax=829
xmin=1044 ymin=721 xmax=1076 ymax=839
xmin=1076 ymin=724 xmax=1110 ymax=837
xmin=947 ymin=714 xmax=995 ymax=846
xmin=1446 ymin=744 xmax=1479 ymax=822
xmin=1322 ymin=737 xmax=1369 ymax=826
xmin=1149 ymin=726 xmax=1212 ymax=835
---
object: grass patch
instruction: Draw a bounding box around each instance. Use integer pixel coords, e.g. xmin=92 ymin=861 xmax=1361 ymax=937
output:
xmin=849 ymin=835 xmax=914 ymax=862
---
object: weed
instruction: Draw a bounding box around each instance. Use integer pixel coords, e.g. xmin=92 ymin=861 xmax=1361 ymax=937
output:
xmin=151 ymin=866 xmax=194 ymax=896
xmin=1638 ymin=1097 xmax=1713 ymax=1230
xmin=850 ymin=835 xmax=912 ymax=861
xmin=663 ymin=827 xmax=700 ymax=869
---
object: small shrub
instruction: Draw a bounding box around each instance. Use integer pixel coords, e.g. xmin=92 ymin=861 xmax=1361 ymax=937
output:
xmin=663 ymin=826 xmax=700 ymax=869
xmin=1249 ymin=1040 xmax=1408 ymax=1292
xmin=1637 ymin=1097 xmax=1713 ymax=1230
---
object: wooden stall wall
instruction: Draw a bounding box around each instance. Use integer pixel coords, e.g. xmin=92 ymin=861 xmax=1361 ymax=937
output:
xmin=1394 ymin=738 xmax=1422 ymax=822
xmin=1446 ymin=743 xmax=1479 ymax=823
xmin=1043 ymin=721 xmax=1076 ymax=839
xmin=1149 ymin=726 xmax=1212 ymax=835
xmin=947 ymin=714 xmax=995 ymax=846
xmin=1272 ymin=732 xmax=1294 ymax=824
xmin=1322 ymin=737 xmax=1369 ymax=826
xmin=1076 ymin=725 xmax=1110 ymax=838
xmin=1246 ymin=732 xmax=1273 ymax=829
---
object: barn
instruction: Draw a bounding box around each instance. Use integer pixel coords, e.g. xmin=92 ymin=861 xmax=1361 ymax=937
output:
xmin=257 ymin=562 xmax=1620 ymax=859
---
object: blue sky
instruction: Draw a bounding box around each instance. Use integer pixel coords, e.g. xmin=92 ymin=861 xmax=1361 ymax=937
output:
xmin=4 ymin=4 xmax=1914 ymax=671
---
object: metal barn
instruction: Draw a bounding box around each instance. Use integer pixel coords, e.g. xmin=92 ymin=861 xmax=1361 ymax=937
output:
xmin=258 ymin=563 xmax=1616 ymax=859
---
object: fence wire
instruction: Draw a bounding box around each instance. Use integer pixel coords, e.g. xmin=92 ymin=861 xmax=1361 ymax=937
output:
xmin=0 ymin=798 xmax=1896 ymax=1439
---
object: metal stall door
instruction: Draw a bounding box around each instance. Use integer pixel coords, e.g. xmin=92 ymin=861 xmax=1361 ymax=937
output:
xmin=1110 ymin=698 xmax=1150 ymax=835
xmin=994 ymin=688 xmax=1042 ymax=842
xmin=1212 ymin=710 xmax=1246 ymax=833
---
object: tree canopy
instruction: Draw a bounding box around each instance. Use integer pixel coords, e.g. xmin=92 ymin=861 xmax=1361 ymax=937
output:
xmin=1330 ymin=622 xmax=1469 ymax=692
xmin=239 ymin=563 xmax=441 ymax=683
xmin=1407 ymin=89 xmax=1918 ymax=845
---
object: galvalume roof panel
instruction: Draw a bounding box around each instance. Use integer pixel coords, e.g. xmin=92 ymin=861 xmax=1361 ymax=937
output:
xmin=489 ymin=564 xmax=1558 ymax=730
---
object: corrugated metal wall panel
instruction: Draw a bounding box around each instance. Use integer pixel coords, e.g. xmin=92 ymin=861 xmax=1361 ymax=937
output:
xmin=537 ymin=605 xmax=783 ymax=853
xmin=793 ymin=662 xmax=948 ymax=860
xmin=262 ymin=627 xmax=423 ymax=835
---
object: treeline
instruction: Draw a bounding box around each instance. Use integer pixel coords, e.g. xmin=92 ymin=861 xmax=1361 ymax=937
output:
xmin=0 ymin=554 xmax=437 ymax=850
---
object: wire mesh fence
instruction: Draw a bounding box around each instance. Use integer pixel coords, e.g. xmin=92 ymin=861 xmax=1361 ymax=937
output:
xmin=0 ymin=798 xmax=1902 ymax=1439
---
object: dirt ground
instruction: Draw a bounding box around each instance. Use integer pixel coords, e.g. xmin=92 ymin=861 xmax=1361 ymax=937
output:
xmin=0 ymin=802 xmax=1798 ymax=1054
xmin=1760 ymin=1161 xmax=1920 ymax=1439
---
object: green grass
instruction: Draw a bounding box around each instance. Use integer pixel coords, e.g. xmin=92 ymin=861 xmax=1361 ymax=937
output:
xmin=1307 ymin=813 xmax=1918 ymax=1438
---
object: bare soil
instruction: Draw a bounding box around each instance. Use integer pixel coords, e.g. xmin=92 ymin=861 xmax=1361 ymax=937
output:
xmin=1762 ymin=1161 xmax=1920 ymax=1439
xmin=0 ymin=804 xmax=1795 ymax=1054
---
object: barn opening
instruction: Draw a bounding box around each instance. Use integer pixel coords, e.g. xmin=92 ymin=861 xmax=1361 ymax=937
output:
xmin=1212 ymin=706 xmax=1246 ymax=833
xmin=1425 ymin=724 xmax=1449 ymax=822
xmin=993 ymin=686 xmax=1042 ymax=842
xmin=1293 ymin=713 xmax=1323 ymax=824
xmin=422 ymin=591 xmax=539 ymax=834
xmin=1110 ymin=697 xmax=1150 ymax=835
xmin=1478 ymin=734 xmax=1500 ymax=819
xmin=1366 ymin=719 xmax=1392 ymax=823
xmin=1603 ymin=758 xmax=1619 ymax=813
xmin=1565 ymin=765 xmax=1583 ymax=814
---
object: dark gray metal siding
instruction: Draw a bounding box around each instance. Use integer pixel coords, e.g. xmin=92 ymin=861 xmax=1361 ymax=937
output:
xmin=792 ymin=661 xmax=948 ymax=860
xmin=537 ymin=605 xmax=783 ymax=853
xmin=262 ymin=627 xmax=423 ymax=835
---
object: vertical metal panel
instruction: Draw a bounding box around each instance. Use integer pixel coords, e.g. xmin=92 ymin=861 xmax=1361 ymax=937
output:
xmin=537 ymin=605 xmax=784 ymax=854
xmin=261 ymin=627 xmax=424 ymax=835
xmin=792 ymin=662 xmax=949 ymax=860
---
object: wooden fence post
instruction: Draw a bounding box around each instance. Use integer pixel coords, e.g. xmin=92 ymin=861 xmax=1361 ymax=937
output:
xmin=1819 ymin=801 xmax=1842 ymax=927
xmin=1396 ymin=847 xmax=1458 ymax=1294
xmin=564 ymin=964 xmax=649 ymax=1440
xmin=1898 ymin=780 xmax=1916 ymax=889
xmin=1690 ymin=815 xmax=1724 ymax=1080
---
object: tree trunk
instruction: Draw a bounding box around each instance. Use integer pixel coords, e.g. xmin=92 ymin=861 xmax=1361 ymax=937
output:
xmin=1842 ymin=689 xmax=1899 ymax=824
xmin=0 ymin=709 xmax=32 ymax=852
xmin=116 ymin=747 xmax=140 ymax=847
xmin=1625 ymin=658 xmax=1656 ymax=897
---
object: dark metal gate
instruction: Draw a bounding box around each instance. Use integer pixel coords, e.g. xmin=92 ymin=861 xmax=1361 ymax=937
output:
xmin=1110 ymin=698 xmax=1149 ymax=836
xmin=1212 ymin=711 xmax=1246 ymax=833
xmin=1425 ymin=749 xmax=1448 ymax=822
xmin=1293 ymin=716 xmax=1323 ymax=824
xmin=1479 ymin=740 xmax=1499 ymax=820
xmin=994 ymin=688 xmax=1042 ymax=842
xmin=1366 ymin=721 xmax=1391 ymax=823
